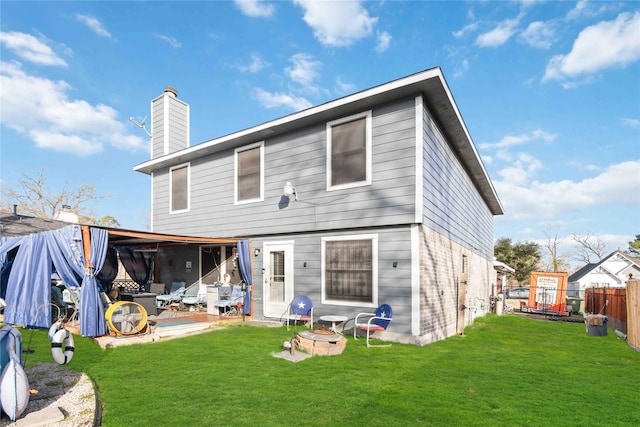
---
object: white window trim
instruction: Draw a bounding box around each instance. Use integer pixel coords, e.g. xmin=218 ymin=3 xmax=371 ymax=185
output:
xmin=169 ymin=162 xmax=190 ymax=214
xmin=326 ymin=110 xmax=372 ymax=192
xmin=321 ymin=234 xmax=378 ymax=308
xmin=234 ymin=141 xmax=264 ymax=205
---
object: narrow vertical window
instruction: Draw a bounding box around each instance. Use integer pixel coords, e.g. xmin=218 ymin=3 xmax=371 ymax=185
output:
xmin=235 ymin=142 xmax=264 ymax=203
xmin=170 ymin=163 xmax=189 ymax=212
xmin=327 ymin=111 xmax=371 ymax=191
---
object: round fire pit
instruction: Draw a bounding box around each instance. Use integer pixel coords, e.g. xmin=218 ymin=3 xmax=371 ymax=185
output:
xmin=295 ymin=329 xmax=347 ymax=356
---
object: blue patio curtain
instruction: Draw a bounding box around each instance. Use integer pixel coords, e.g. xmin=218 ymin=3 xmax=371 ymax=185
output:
xmin=44 ymin=226 xmax=85 ymax=289
xmin=117 ymin=247 xmax=151 ymax=287
xmin=0 ymin=238 xmax=22 ymax=298
xmin=237 ymin=240 xmax=252 ymax=315
xmin=4 ymin=233 xmax=52 ymax=328
xmin=0 ymin=236 xmax=23 ymax=271
xmin=96 ymin=247 xmax=118 ymax=292
xmin=79 ymin=227 xmax=108 ymax=337
xmin=237 ymin=240 xmax=252 ymax=286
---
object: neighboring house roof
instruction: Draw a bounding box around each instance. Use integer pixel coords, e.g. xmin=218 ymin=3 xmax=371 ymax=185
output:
xmin=494 ymin=260 xmax=515 ymax=273
xmin=133 ymin=67 xmax=503 ymax=215
xmin=1 ymin=211 xmax=237 ymax=248
xmin=568 ymin=250 xmax=640 ymax=282
xmin=568 ymin=262 xmax=598 ymax=282
xmin=1 ymin=211 xmax=70 ymax=237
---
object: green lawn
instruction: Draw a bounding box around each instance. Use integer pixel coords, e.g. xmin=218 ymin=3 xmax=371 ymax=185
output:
xmin=20 ymin=315 xmax=640 ymax=426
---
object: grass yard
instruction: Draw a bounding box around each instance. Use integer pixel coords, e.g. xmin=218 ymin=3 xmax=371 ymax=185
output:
xmin=20 ymin=314 xmax=640 ymax=426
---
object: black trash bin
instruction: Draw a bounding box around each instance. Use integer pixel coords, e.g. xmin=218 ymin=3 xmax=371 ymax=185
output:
xmin=585 ymin=314 xmax=607 ymax=336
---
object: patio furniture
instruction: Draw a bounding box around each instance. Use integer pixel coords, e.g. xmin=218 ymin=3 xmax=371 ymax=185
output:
xmin=353 ymin=304 xmax=393 ymax=347
xmin=156 ymin=282 xmax=185 ymax=310
xmin=286 ymin=295 xmax=314 ymax=331
xmin=149 ymin=283 xmax=166 ymax=295
xmin=180 ymin=283 xmax=208 ymax=312
xmin=214 ymin=285 xmax=244 ymax=316
xmin=319 ymin=314 xmax=348 ymax=334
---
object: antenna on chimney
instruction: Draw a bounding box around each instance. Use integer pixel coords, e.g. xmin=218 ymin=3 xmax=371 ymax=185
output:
xmin=129 ymin=115 xmax=152 ymax=138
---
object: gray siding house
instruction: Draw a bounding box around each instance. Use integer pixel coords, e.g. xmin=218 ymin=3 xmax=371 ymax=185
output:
xmin=134 ymin=68 xmax=503 ymax=345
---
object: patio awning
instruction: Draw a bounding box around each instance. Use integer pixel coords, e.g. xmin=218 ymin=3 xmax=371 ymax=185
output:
xmin=104 ymin=228 xmax=239 ymax=248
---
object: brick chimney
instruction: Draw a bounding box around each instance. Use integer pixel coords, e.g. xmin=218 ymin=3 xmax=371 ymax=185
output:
xmin=150 ymin=86 xmax=190 ymax=159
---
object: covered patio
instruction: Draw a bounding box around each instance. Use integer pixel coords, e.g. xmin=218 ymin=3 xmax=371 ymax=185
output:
xmin=0 ymin=213 xmax=253 ymax=338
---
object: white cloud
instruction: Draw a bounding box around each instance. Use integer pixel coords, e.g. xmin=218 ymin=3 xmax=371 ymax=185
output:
xmin=476 ymin=16 xmax=521 ymax=47
xmin=495 ymin=160 xmax=640 ymax=221
xmin=453 ymin=59 xmax=470 ymax=78
xmin=621 ymin=117 xmax=640 ymax=128
xmin=453 ymin=22 xmax=479 ymax=38
xmin=153 ymin=33 xmax=182 ymax=48
xmin=0 ymin=61 xmax=146 ymax=156
xmin=0 ymin=31 xmax=68 ymax=67
xmin=253 ymin=88 xmax=312 ymax=111
xmin=285 ymin=53 xmax=321 ymax=87
xmin=519 ymin=21 xmax=554 ymax=49
xmin=334 ymin=77 xmax=355 ymax=95
xmin=74 ymin=13 xmax=112 ymax=38
xmin=567 ymin=0 xmax=589 ymax=21
xmin=238 ymin=53 xmax=269 ymax=73
xmin=497 ymin=152 xmax=543 ymax=185
xmin=375 ymin=31 xmax=391 ymax=53
xmin=294 ymin=0 xmax=377 ymax=47
xmin=544 ymin=12 xmax=640 ymax=83
xmin=235 ymin=0 xmax=275 ymax=18
xmin=480 ymin=129 xmax=557 ymax=150
xmin=566 ymin=0 xmax=617 ymax=21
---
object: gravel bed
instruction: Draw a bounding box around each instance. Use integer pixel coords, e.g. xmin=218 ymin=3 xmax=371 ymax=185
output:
xmin=0 ymin=363 xmax=96 ymax=426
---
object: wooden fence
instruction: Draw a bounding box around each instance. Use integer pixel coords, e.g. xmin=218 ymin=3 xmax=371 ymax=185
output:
xmin=584 ymin=287 xmax=627 ymax=333
xmin=627 ymin=280 xmax=639 ymax=351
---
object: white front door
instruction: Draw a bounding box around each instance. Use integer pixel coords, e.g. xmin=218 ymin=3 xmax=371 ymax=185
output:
xmin=263 ymin=241 xmax=294 ymax=318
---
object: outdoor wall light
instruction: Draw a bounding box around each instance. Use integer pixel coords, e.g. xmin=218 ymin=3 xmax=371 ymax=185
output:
xmin=283 ymin=181 xmax=298 ymax=201
xmin=254 ymin=248 xmax=261 ymax=257
xmin=393 ymin=261 xmax=398 ymax=268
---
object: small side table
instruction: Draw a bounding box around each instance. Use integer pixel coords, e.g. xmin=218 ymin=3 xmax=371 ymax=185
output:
xmin=319 ymin=315 xmax=349 ymax=334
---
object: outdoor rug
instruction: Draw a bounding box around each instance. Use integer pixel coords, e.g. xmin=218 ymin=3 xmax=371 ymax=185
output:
xmin=154 ymin=320 xmax=196 ymax=328
xmin=148 ymin=311 xmax=189 ymax=320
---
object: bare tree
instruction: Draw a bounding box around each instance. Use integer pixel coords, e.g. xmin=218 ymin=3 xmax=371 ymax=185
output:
xmin=2 ymin=169 xmax=111 ymax=224
xmin=543 ymin=226 xmax=570 ymax=272
xmin=571 ymin=233 xmax=607 ymax=265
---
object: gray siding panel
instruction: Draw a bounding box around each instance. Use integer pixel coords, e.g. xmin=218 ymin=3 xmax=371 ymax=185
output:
xmin=152 ymin=98 xmax=418 ymax=237
xmin=167 ymin=100 xmax=188 ymax=153
xmin=151 ymin=99 xmax=164 ymax=159
xmin=250 ymin=227 xmax=413 ymax=335
xmin=421 ymin=104 xmax=494 ymax=258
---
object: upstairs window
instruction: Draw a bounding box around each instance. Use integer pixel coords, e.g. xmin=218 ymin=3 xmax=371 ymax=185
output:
xmin=235 ymin=142 xmax=264 ymax=204
xmin=327 ymin=111 xmax=372 ymax=191
xmin=170 ymin=163 xmax=189 ymax=213
xmin=322 ymin=235 xmax=378 ymax=306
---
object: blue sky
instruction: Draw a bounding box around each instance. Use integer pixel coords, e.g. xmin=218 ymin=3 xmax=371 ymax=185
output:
xmin=1 ymin=1 xmax=639 ymax=269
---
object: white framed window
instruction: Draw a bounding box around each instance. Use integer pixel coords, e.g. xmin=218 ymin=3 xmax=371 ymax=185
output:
xmin=321 ymin=234 xmax=378 ymax=307
xmin=170 ymin=163 xmax=190 ymax=213
xmin=235 ymin=141 xmax=264 ymax=204
xmin=326 ymin=111 xmax=372 ymax=191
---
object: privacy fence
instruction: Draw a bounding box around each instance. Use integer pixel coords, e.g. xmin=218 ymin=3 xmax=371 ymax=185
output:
xmin=584 ymin=281 xmax=640 ymax=351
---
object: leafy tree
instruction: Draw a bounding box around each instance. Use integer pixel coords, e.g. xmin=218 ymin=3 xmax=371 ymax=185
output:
xmin=628 ymin=234 xmax=640 ymax=257
xmin=494 ymin=237 xmax=542 ymax=286
xmin=95 ymin=216 xmax=121 ymax=228
xmin=1 ymin=169 xmax=116 ymax=226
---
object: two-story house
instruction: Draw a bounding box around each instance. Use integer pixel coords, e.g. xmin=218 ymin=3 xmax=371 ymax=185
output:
xmin=568 ymin=250 xmax=640 ymax=298
xmin=134 ymin=67 xmax=504 ymax=345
